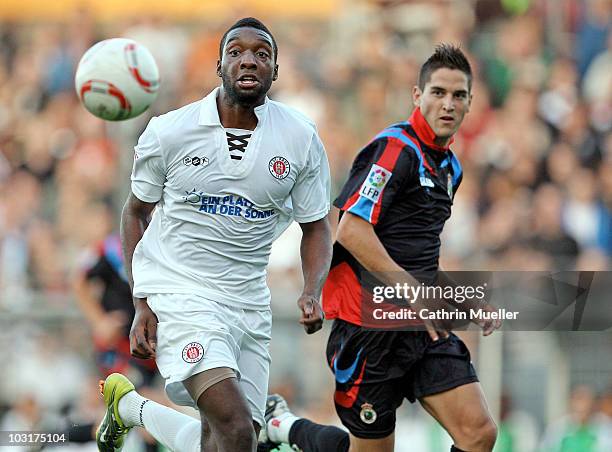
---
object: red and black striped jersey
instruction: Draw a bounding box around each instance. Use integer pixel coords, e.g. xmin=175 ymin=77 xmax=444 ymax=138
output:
xmin=323 ymin=107 xmax=463 ymax=325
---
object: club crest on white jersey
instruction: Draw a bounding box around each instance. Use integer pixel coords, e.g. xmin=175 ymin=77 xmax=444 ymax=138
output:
xmin=269 ymin=156 xmax=291 ymax=180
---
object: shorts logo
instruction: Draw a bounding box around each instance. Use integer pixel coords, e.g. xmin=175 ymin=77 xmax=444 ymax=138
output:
xmin=359 ymin=164 xmax=392 ymax=203
xmin=269 ymin=156 xmax=290 ymax=180
xmin=182 ymin=342 xmax=204 ymax=363
xmin=360 ymin=402 xmax=377 ymax=424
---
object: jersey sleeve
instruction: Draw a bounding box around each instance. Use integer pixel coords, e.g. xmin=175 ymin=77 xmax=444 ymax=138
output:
xmin=334 ymin=137 xmax=417 ymax=226
xmin=290 ymin=133 xmax=331 ymax=223
xmin=131 ymin=117 xmax=166 ymax=203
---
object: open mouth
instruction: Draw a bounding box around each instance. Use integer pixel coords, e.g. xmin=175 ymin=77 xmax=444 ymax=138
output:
xmin=237 ymin=74 xmax=259 ymax=89
xmin=440 ymin=116 xmax=455 ymax=124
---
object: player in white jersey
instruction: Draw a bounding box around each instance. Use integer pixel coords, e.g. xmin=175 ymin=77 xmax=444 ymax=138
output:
xmin=95 ymin=17 xmax=332 ymax=452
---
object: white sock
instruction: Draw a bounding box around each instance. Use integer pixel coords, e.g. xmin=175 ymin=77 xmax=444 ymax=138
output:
xmin=175 ymin=421 xmax=201 ymax=452
xmin=267 ymin=412 xmax=300 ymax=444
xmin=118 ymin=391 xmax=200 ymax=451
xmin=117 ymin=391 xmax=148 ymax=428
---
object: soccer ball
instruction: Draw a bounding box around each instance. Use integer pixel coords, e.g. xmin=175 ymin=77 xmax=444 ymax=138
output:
xmin=75 ymin=38 xmax=160 ymax=121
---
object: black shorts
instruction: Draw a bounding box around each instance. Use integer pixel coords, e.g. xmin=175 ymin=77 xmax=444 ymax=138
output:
xmin=326 ymin=319 xmax=478 ymax=439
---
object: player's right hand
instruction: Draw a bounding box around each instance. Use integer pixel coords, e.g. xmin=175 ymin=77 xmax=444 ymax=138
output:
xmin=423 ymin=318 xmax=451 ymax=342
xmin=412 ymin=296 xmax=452 ymax=341
xmin=130 ymin=298 xmax=158 ymax=359
xmin=297 ymin=294 xmax=324 ymax=334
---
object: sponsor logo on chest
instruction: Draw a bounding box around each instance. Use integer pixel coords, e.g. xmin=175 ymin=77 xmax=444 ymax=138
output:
xmin=183 ymin=191 xmax=276 ymax=220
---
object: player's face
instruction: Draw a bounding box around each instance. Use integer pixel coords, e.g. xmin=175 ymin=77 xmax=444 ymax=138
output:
xmin=217 ymin=27 xmax=278 ymax=105
xmin=413 ymin=68 xmax=472 ymax=145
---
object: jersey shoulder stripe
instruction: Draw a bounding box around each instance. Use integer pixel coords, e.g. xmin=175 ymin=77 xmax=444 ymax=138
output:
xmin=377 ymin=124 xmax=436 ymax=176
xmin=341 ymin=125 xmax=407 ymax=224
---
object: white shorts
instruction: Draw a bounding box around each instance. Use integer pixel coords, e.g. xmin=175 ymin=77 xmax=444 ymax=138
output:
xmin=147 ymin=293 xmax=272 ymax=426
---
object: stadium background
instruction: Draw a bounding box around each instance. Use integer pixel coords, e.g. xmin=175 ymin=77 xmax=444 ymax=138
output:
xmin=0 ymin=0 xmax=610 ymax=450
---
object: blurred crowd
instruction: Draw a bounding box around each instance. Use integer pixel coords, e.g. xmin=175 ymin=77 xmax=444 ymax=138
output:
xmin=0 ymin=0 xmax=610 ymax=302
xmin=0 ymin=0 xmax=610 ymax=450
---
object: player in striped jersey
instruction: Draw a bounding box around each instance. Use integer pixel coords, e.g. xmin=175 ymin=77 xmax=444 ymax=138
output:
xmin=264 ymin=44 xmax=500 ymax=452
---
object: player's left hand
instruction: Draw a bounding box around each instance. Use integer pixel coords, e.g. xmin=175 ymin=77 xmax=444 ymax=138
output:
xmin=297 ymin=294 xmax=324 ymax=334
xmin=476 ymin=305 xmax=502 ymax=336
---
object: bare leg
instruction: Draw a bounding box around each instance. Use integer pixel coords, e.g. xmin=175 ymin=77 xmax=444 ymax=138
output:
xmin=196 ymin=377 xmax=257 ymax=452
xmin=348 ymin=432 xmax=394 ymax=452
xmin=419 ymin=382 xmax=497 ymax=452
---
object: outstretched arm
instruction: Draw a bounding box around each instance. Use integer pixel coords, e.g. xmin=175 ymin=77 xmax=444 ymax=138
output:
xmin=337 ymin=211 xmax=450 ymax=340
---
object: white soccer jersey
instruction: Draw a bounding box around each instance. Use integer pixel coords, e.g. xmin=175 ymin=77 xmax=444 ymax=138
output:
xmin=130 ymin=87 xmax=330 ymax=309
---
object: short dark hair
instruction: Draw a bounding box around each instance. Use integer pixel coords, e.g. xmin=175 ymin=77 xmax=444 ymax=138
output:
xmin=418 ymin=44 xmax=472 ymax=91
xmin=219 ymin=17 xmax=278 ymax=61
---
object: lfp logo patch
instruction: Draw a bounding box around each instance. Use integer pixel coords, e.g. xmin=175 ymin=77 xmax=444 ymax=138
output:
xmin=369 ymin=168 xmax=388 ymax=188
xmin=360 ymin=164 xmax=392 ymax=203
xmin=182 ymin=342 xmax=204 ymax=363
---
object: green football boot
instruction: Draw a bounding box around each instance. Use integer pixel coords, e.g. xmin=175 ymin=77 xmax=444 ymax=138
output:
xmin=96 ymin=373 xmax=136 ymax=451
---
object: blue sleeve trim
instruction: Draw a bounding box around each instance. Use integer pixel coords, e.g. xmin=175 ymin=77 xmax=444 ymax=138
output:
xmin=346 ymin=196 xmax=375 ymax=223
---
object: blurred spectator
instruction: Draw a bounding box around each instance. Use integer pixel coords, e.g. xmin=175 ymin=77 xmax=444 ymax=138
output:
xmin=0 ymin=3 xmax=608 ymax=299
xmin=529 ymin=184 xmax=579 ymax=268
xmin=74 ymin=221 xmax=157 ymax=386
xmin=493 ymin=393 xmax=539 ymax=452
xmin=540 ymin=385 xmax=612 ymax=451
xmin=563 ymin=168 xmax=600 ymax=249
xmin=0 ymin=394 xmax=41 ymax=452
xmin=597 ymin=158 xmax=612 ymax=255
xmin=593 ymin=386 xmax=612 ymax=450
xmin=576 ymin=0 xmax=611 ymax=79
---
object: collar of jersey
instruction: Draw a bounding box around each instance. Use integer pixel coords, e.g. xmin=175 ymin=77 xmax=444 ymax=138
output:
xmin=408 ymin=107 xmax=454 ymax=152
xmin=198 ymin=86 xmax=270 ymax=126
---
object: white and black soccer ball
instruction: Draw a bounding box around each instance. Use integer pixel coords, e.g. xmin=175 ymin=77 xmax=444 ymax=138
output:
xmin=75 ymin=38 xmax=160 ymax=121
